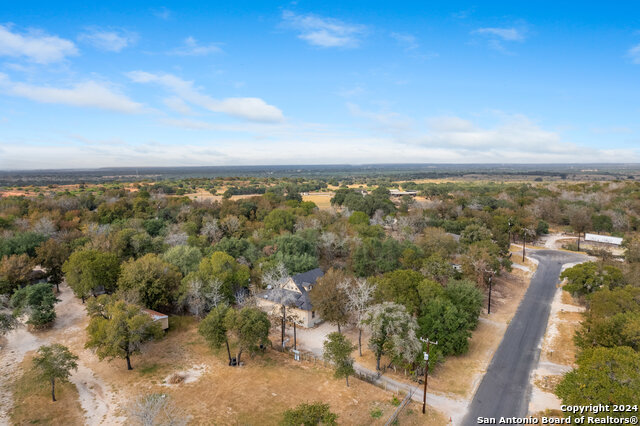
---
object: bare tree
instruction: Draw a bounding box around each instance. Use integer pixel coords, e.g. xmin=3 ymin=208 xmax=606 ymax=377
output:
xmin=200 ymin=217 xmax=222 ymax=244
xmin=341 ymin=278 xmax=376 ymax=356
xmin=129 ymin=393 xmax=188 ymax=426
xmin=32 ymin=217 xmax=57 ymax=237
xmin=183 ymin=277 xmax=223 ymax=317
xmin=319 ymin=232 xmax=346 ymax=261
xmin=220 ymin=216 xmax=241 ymax=237
xmin=164 ymin=224 xmax=188 ymax=247
xmin=262 ymin=262 xmax=298 ymax=347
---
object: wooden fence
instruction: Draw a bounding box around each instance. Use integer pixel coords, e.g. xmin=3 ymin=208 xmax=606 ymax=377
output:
xmin=384 ymin=388 xmax=415 ymax=426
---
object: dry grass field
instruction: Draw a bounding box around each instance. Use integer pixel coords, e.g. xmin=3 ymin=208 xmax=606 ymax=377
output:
xmin=10 ymin=355 xmax=85 ymax=425
xmin=11 ymin=298 xmax=432 ymax=425
xmin=302 ymin=193 xmax=334 ymax=210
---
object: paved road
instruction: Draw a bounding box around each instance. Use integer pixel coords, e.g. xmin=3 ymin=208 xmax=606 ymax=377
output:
xmin=462 ymin=249 xmax=587 ymax=425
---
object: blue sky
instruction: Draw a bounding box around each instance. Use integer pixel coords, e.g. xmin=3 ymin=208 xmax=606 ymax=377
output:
xmin=1 ymin=1 xmax=640 ymax=169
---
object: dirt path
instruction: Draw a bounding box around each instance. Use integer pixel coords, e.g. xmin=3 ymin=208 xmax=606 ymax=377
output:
xmin=0 ymin=284 xmax=125 ymax=425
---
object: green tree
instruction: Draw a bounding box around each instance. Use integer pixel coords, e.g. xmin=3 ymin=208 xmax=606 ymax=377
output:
xmin=309 ymin=268 xmax=349 ymax=333
xmin=226 ymin=306 xmax=270 ymax=365
xmin=62 ymin=250 xmax=120 ymax=302
xmin=264 ymin=209 xmax=295 ymax=233
xmin=272 ymin=234 xmax=318 ymax=274
xmin=556 ymin=346 xmax=640 ymax=419
xmin=568 ymin=206 xmax=592 ymax=251
xmin=460 ymin=224 xmax=492 ymax=245
xmin=197 ymin=251 xmax=250 ymax=303
xmin=118 ymin=254 xmax=182 ymax=311
xmin=352 ymin=237 xmax=402 ymax=277
xmin=374 ymin=269 xmax=426 ymax=315
xmin=0 ymin=312 xmax=18 ymax=336
xmin=622 ymin=233 xmax=640 ymax=263
xmin=33 ymin=344 xmax=78 ymax=402
xmin=11 ymin=282 xmax=59 ymax=328
xmin=323 ymin=332 xmax=356 ymax=386
xmin=347 ymin=211 xmax=369 ymax=226
xmin=560 ymin=262 xmax=624 ymax=297
xmin=198 ymin=304 xmax=233 ymax=364
xmin=162 ymin=245 xmax=202 ymax=276
xmin=280 ymin=402 xmax=338 ymax=426
xmin=576 ymin=286 xmax=640 ymax=351
xmin=36 ymin=239 xmax=70 ymax=292
xmin=85 ymin=296 xmax=163 ymax=370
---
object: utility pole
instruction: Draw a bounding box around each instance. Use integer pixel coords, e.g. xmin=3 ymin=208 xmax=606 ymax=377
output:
xmin=522 ymin=230 xmax=527 ymax=262
xmin=487 ymin=274 xmax=493 ymax=314
xmin=420 ymin=337 xmax=438 ymax=414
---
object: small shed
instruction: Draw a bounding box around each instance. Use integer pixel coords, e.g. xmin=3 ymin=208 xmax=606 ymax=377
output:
xmin=142 ymin=308 xmax=169 ymax=330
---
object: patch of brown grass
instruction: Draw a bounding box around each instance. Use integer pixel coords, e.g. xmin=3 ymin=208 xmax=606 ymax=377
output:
xmin=302 ymin=193 xmax=334 ymax=210
xmin=534 ymin=375 xmax=563 ymax=393
xmin=10 ymin=354 xmax=84 ymax=426
xmin=543 ymin=319 xmax=580 ymax=366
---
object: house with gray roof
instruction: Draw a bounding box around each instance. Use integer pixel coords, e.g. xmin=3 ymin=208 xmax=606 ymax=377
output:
xmin=256 ymin=268 xmax=324 ymax=328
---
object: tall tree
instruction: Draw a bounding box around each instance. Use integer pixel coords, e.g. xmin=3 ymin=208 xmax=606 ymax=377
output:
xmin=118 ymin=254 xmax=182 ymax=312
xmin=11 ymin=282 xmax=59 ymax=328
xmin=560 ymin=262 xmax=624 ymax=297
xmin=309 ymin=268 xmax=349 ymax=333
xmin=197 ymin=251 xmax=250 ymax=304
xmin=341 ymin=278 xmax=375 ymax=356
xmin=62 ymin=250 xmax=120 ymax=302
xmin=361 ymin=302 xmax=421 ymax=371
xmin=323 ymin=332 xmax=356 ymax=387
xmin=33 ymin=344 xmax=79 ymax=402
xmin=226 ymin=306 xmax=270 ymax=365
xmin=36 ymin=239 xmax=70 ymax=292
xmin=198 ymin=304 xmax=233 ymax=364
xmin=568 ymin=207 xmax=592 ymax=251
xmin=556 ymin=346 xmax=640 ymax=420
xmin=85 ymin=296 xmax=163 ymax=370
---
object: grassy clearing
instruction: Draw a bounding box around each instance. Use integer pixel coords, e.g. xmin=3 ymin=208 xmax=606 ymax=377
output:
xmin=302 ymin=193 xmax=334 ymax=210
xmin=10 ymin=354 xmax=84 ymax=426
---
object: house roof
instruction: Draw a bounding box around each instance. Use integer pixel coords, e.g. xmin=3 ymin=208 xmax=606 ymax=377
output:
xmin=259 ymin=268 xmax=324 ymax=312
xmin=291 ymin=268 xmax=324 ymax=289
xmin=141 ymin=308 xmax=168 ymax=320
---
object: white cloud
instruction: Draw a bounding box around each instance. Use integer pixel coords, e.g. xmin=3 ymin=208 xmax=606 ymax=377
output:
xmin=628 ymin=44 xmax=640 ymax=64
xmin=127 ymin=71 xmax=284 ymax=122
xmin=474 ymin=27 xmax=524 ymax=41
xmin=152 ymin=7 xmax=171 ymax=20
xmin=163 ymin=96 xmax=194 ymax=115
xmin=79 ymin=28 xmax=138 ymax=52
xmin=169 ymin=36 xmax=222 ymax=56
xmin=0 ymin=73 xmax=144 ymax=113
xmin=282 ymin=10 xmax=366 ymax=48
xmin=472 ymin=26 xmax=526 ymax=52
xmin=0 ymin=24 xmax=77 ymax=64
xmin=390 ymin=32 xmax=419 ymax=50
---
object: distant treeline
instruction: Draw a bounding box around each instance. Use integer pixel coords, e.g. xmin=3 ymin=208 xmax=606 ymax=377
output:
xmin=1 ymin=164 xmax=638 ymax=186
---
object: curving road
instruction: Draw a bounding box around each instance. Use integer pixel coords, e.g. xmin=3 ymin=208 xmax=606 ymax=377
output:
xmin=462 ymin=249 xmax=587 ymax=425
